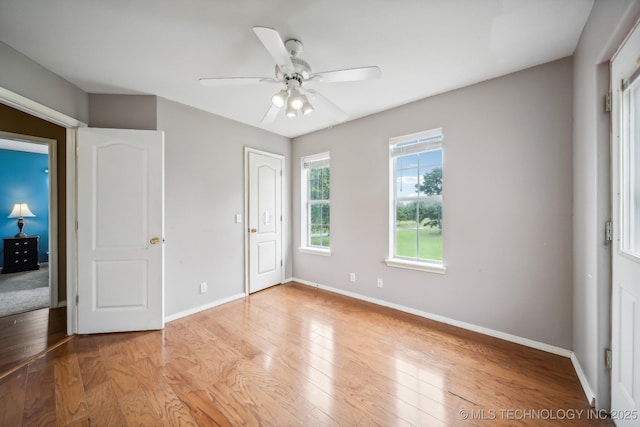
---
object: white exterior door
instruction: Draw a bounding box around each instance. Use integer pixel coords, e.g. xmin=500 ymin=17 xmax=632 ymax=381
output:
xmin=611 ymin=21 xmax=640 ymax=426
xmin=246 ymin=149 xmax=283 ymax=294
xmin=76 ymin=128 xmax=164 ymax=334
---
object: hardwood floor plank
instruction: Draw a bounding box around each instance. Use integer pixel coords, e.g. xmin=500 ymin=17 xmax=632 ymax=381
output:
xmin=85 ymin=381 xmax=128 ymax=427
xmin=172 ymin=385 xmax=235 ymax=426
xmin=53 ymin=353 xmax=89 ymax=425
xmin=0 ymin=365 xmax=27 ymax=427
xmin=23 ymin=358 xmax=57 ymax=426
xmin=146 ymin=383 xmax=200 ymax=426
xmin=118 ymin=388 xmax=164 ymax=426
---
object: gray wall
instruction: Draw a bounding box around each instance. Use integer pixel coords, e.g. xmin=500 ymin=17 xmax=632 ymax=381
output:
xmin=292 ymin=58 xmax=574 ymax=349
xmin=572 ymin=0 xmax=640 ymax=409
xmin=89 ymin=94 xmax=158 ymax=130
xmin=0 ymin=41 xmax=88 ymax=123
xmin=156 ymin=98 xmax=291 ymax=317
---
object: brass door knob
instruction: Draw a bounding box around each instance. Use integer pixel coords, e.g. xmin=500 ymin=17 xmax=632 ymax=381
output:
xmin=150 ymin=237 xmax=161 ymax=244
xmin=250 ymin=228 xmax=257 ymax=233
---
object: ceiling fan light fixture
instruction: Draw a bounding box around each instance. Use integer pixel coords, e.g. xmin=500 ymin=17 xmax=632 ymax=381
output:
xmin=288 ymin=90 xmax=305 ymax=110
xmin=271 ymin=89 xmax=288 ymax=107
xmin=302 ymin=100 xmax=314 ymax=115
xmin=286 ymin=105 xmax=298 ymax=118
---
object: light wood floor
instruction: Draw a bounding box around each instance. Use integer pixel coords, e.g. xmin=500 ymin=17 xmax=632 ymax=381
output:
xmin=0 ymin=283 xmax=612 ymax=426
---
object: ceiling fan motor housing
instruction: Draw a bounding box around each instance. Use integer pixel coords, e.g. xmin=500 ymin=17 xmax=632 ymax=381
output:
xmin=275 ymin=56 xmax=311 ymax=83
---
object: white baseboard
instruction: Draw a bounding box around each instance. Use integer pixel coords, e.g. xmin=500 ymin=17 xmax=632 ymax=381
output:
xmin=164 ymin=293 xmax=245 ymax=323
xmin=570 ymin=352 xmax=597 ymax=407
xmin=291 ymin=277 xmax=572 ymax=358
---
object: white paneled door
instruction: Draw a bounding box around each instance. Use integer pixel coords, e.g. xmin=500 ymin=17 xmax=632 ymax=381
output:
xmin=77 ymin=128 xmax=164 ymax=334
xmin=247 ymin=149 xmax=283 ymax=294
xmin=611 ymin=20 xmax=640 ymax=427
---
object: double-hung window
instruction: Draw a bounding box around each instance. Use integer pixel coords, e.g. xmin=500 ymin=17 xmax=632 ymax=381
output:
xmin=387 ymin=128 xmax=445 ymax=273
xmin=300 ymin=153 xmax=331 ymax=255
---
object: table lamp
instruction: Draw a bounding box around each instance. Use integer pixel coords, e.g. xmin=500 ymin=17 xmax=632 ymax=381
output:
xmin=8 ymin=203 xmax=36 ymax=238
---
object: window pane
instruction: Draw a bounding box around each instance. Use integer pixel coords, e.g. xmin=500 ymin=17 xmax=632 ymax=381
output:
xmin=322 ymin=167 xmax=330 ymax=199
xmin=418 ymin=167 xmax=442 ymax=196
xmin=396 ymin=167 xmax=420 ymax=198
xmin=418 ymin=201 xmax=442 ymax=261
xmin=310 ymin=225 xmax=330 ymax=247
xmin=395 ymin=201 xmax=418 ymax=258
xmin=396 ymin=201 xmax=417 ymax=226
xmin=310 ymin=203 xmax=322 ymax=224
xmin=309 ymin=167 xmax=329 ymax=200
xmin=419 ymin=149 xmax=442 ymax=167
xmin=397 ymin=153 xmax=419 ymax=169
xmin=396 ymin=229 xmax=418 ymax=258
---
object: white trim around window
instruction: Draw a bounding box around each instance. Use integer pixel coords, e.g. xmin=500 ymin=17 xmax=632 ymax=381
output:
xmin=387 ymin=128 xmax=445 ymax=273
xmin=299 ymin=152 xmax=331 ymax=256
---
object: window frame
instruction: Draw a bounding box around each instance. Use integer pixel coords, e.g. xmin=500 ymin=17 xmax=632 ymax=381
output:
xmin=299 ymin=152 xmax=331 ymax=256
xmin=386 ymin=129 xmax=446 ymax=274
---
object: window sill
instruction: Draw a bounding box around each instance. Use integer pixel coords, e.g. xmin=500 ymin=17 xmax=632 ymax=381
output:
xmin=384 ymin=258 xmax=446 ymax=274
xmin=299 ymin=247 xmax=331 ymax=257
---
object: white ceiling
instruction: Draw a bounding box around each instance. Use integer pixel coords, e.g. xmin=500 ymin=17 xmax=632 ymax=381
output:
xmin=0 ymin=138 xmax=48 ymax=154
xmin=0 ymin=0 xmax=594 ymax=138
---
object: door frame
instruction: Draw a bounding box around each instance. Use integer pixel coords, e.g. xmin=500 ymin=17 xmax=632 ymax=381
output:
xmin=0 ymin=131 xmax=59 ymax=308
xmin=0 ymin=87 xmax=85 ymax=335
xmin=243 ymin=147 xmax=285 ymax=295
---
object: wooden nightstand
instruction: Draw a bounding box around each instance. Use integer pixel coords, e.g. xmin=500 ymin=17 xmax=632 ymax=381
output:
xmin=2 ymin=236 xmax=40 ymax=274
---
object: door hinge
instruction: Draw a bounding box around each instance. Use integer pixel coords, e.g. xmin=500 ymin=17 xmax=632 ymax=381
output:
xmin=605 ymin=92 xmax=612 ymax=112
xmin=605 ymin=220 xmax=613 ymax=242
xmin=605 ymin=348 xmax=612 ymax=369
xmin=75 ymin=294 xmax=79 ymax=306
xmin=76 ymin=144 xmax=79 ymax=156
xmin=280 ymin=259 xmax=283 ymax=267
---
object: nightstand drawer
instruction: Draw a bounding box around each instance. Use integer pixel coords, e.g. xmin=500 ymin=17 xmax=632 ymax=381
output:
xmin=8 ymin=239 xmax=37 ymax=249
xmin=2 ymin=236 xmax=40 ymax=274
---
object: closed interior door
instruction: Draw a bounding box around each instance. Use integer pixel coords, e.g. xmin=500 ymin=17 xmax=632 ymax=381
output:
xmin=247 ymin=149 xmax=283 ymax=294
xmin=611 ymin=20 xmax=640 ymax=426
xmin=77 ymin=127 xmax=164 ymax=333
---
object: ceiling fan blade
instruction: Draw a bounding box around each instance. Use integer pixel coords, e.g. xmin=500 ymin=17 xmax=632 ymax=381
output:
xmin=261 ymin=103 xmax=282 ymax=124
xmin=306 ymin=89 xmax=348 ymax=122
xmin=309 ymin=66 xmax=381 ymax=83
xmin=199 ymin=77 xmax=276 ymax=87
xmin=253 ymin=26 xmax=295 ymax=74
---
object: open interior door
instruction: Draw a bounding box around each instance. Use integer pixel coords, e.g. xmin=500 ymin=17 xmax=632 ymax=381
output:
xmin=76 ymin=128 xmax=164 ymax=334
xmin=611 ymin=20 xmax=640 ymax=427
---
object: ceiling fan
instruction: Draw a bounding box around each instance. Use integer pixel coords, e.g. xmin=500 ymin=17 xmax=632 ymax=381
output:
xmin=199 ymin=27 xmax=381 ymax=124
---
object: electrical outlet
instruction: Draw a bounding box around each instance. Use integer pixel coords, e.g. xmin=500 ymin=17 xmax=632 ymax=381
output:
xmin=377 ymin=278 xmax=383 ymax=288
xmin=350 ymin=273 xmax=356 ymax=282
xmin=200 ymin=282 xmax=208 ymax=293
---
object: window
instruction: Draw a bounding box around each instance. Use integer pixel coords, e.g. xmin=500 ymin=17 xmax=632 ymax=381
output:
xmin=386 ymin=128 xmax=445 ymax=273
xmin=300 ymin=153 xmax=330 ymax=255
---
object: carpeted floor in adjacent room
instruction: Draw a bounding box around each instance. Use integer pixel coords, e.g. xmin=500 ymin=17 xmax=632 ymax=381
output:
xmin=0 ymin=264 xmax=49 ymax=317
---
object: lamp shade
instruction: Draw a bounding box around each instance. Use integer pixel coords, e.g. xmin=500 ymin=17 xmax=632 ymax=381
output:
xmin=8 ymin=203 xmax=35 ymax=218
